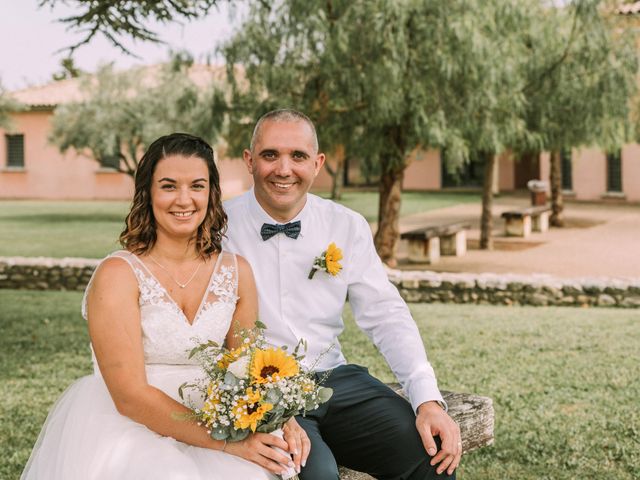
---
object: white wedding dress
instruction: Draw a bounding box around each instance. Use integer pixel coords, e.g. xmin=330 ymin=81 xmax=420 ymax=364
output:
xmin=21 ymin=250 xmax=277 ymax=480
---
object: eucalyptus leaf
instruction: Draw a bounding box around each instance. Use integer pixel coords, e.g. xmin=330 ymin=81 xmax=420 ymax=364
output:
xmin=229 ymin=428 xmax=250 ymax=442
xmin=210 ymin=427 xmax=230 ymax=441
xmin=223 ymin=371 xmax=240 ymax=387
xmin=264 ymin=389 xmax=283 ymax=404
xmin=318 ymin=387 xmax=333 ymax=403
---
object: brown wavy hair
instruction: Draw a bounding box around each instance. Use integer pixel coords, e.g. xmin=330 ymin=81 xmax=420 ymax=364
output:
xmin=119 ymin=133 xmax=227 ymax=258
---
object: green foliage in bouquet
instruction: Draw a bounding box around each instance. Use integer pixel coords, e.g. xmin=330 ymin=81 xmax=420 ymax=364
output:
xmin=180 ymin=321 xmax=333 ymax=442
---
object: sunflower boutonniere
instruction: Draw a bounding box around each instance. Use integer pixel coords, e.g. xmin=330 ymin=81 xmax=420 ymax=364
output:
xmin=308 ymin=242 xmax=343 ymax=279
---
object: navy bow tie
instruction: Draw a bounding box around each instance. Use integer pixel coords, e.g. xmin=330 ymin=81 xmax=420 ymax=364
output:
xmin=260 ymin=221 xmax=302 ymax=241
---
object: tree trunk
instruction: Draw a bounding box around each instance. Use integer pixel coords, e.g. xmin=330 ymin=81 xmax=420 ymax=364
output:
xmin=330 ymin=145 xmax=345 ymax=200
xmin=322 ymin=145 xmax=345 ymax=200
xmin=480 ymin=152 xmax=496 ymax=250
xmin=549 ymin=150 xmax=564 ymax=227
xmin=374 ymin=162 xmax=404 ymax=267
xmin=331 ymin=165 xmax=344 ymax=200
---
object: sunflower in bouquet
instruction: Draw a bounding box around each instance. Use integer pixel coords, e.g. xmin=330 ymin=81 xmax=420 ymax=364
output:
xmin=180 ymin=321 xmax=333 ymax=477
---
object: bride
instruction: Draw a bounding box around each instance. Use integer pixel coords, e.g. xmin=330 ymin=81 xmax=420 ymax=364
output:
xmin=22 ymin=133 xmax=309 ymax=479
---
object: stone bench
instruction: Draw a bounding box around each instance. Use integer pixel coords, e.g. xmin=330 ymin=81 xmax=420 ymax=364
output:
xmin=400 ymin=223 xmax=471 ymax=264
xmin=339 ymin=386 xmax=494 ymax=479
xmin=501 ymin=206 xmax=551 ymax=238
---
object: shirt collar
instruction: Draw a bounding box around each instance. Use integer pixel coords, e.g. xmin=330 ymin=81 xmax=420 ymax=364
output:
xmin=247 ymin=188 xmax=311 ymax=237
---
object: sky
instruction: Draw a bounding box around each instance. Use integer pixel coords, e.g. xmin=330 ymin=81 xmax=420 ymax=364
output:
xmin=0 ymin=0 xmax=239 ymax=90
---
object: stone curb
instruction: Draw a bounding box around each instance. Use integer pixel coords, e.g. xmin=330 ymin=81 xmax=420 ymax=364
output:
xmin=385 ymin=266 xmax=640 ymax=308
xmin=1 ymin=257 xmax=639 ymax=307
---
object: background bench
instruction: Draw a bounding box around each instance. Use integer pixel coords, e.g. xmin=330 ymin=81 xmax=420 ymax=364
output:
xmin=501 ymin=206 xmax=551 ymax=237
xmin=401 ymin=223 xmax=471 ymax=263
xmin=339 ymin=386 xmax=494 ymax=479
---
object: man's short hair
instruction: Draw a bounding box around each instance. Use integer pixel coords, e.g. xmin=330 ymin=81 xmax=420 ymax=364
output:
xmin=250 ymin=109 xmax=319 ymax=153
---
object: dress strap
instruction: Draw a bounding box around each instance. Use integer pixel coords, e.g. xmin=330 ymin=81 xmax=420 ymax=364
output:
xmin=205 ymin=251 xmax=239 ymax=306
xmin=81 ymin=250 xmax=145 ymax=321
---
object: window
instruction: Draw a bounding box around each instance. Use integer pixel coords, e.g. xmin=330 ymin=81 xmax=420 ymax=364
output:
xmin=441 ymin=150 xmax=484 ymax=188
xmin=6 ymin=134 xmax=24 ymax=168
xmin=606 ymin=150 xmax=622 ymax=193
xmin=561 ymin=149 xmax=572 ymax=191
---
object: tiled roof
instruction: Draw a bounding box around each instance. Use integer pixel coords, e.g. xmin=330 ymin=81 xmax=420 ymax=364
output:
xmin=9 ymin=63 xmax=228 ymax=109
xmin=10 ymin=77 xmax=84 ymax=108
xmin=617 ymin=2 xmax=640 ymax=14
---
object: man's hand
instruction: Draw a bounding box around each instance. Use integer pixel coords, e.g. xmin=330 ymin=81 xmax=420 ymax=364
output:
xmin=282 ymin=417 xmax=311 ymax=473
xmin=416 ymin=401 xmax=462 ymax=476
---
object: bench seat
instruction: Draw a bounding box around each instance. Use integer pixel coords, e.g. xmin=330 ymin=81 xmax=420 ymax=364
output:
xmin=400 ymin=223 xmax=471 ymax=263
xmin=501 ymin=206 xmax=551 ymax=237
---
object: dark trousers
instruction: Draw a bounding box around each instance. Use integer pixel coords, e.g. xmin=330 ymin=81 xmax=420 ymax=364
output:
xmin=296 ymin=364 xmax=456 ymax=480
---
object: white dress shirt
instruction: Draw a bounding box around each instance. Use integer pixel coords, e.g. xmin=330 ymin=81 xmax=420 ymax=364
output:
xmin=223 ymin=189 xmax=444 ymax=411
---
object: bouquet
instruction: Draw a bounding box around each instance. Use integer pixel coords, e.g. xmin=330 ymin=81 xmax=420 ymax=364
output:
xmin=180 ymin=321 xmax=333 ymax=479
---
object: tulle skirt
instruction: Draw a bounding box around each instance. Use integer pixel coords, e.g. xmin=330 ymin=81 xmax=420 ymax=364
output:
xmin=21 ymin=364 xmax=276 ymax=480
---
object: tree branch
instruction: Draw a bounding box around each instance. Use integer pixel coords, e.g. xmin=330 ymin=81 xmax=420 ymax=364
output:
xmin=522 ymin=2 xmax=582 ymax=95
xmin=39 ymin=0 xmax=222 ymax=56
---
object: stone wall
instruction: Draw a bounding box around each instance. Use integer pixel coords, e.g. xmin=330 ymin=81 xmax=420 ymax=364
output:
xmin=387 ymin=269 xmax=640 ymax=308
xmin=0 ymin=257 xmax=99 ymax=291
xmin=1 ymin=256 xmax=639 ymax=308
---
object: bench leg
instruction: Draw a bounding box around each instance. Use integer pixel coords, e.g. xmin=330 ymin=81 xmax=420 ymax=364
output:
xmin=407 ymin=237 xmax=440 ymax=264
xmin=532 ymin=212 xmax=549 ymax=233
xmin=504 ymin=215 xmax=531 ymax=237
xmin=441 ymin=230 xmax=467 ymax=256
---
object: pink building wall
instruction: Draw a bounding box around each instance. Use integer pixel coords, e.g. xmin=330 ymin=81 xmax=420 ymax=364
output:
xmin=539 ymin=152 xmax=551 ymax=185
xmin=403 ymin=149 xmax=441 ymax=190
xmin=572 ymin=147 xmax=607 ymax=200
xmin=312 ymin=162 xmax=333 ymax=190
xmin=2 ymin=105 xmax=639 ymax=202
xmin=498 ymin=152 xmax=515 ymax=191
xmin=1 ymin=110 xmax=133 ymax=199
xmin=539 ymin=146 xmax=640 ymax=202
xmin=0 ymin=111 xmax=253 ymax=201
xmin=217 ymin=157 xmax=253 ymax=199
xmin=621 ymin=144 xmax=640 ymax=201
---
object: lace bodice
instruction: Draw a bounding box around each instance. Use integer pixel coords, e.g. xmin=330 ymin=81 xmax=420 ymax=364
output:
xmin=82 ymin=250 xmax=238 ymax=369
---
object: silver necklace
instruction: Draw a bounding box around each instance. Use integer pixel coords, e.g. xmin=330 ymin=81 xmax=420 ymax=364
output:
xmin=148 ymin=254 xmax=202 ymax=289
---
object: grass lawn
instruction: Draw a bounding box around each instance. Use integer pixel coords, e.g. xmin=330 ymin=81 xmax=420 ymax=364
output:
xmin=0 ymin=201 xmax=129 ymax=258
xmin=317 ymin=190 xmax=480 ymax=222
xmin=0 ymin=192 xmax=479 ymax=258
xmin=2 ymin=290 xmax=637 ymax=479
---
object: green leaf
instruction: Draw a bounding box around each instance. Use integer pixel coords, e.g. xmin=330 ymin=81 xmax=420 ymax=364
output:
xmin=210 ymin=427 xmax=230 ymax=441
xmin=318 ymin=387 xmax=333 ymax=404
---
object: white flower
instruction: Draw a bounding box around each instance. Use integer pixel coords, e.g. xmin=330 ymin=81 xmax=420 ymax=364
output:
xmin=228 ymin=355 xmax=251 ymax=379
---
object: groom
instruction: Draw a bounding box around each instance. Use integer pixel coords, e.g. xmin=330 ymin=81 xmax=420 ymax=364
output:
xmin=223 ymin=109 xmax=460 ymax=479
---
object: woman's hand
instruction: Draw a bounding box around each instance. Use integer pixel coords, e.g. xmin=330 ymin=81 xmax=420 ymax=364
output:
xmin=225 ymin=432 xmax=295 ymax=476
xmin=282 ymin=417 xmax=311 ymax=473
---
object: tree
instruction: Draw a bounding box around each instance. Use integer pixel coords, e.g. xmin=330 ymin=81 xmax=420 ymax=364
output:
xmin=518 ymin=0 xmax=637 ymax=226
xmin=419 ymin=1 xmax=535 ymax=250
xmin=0 ymin=80 xmax=22 ymax=130
xmin=39 ymin=0 xmax=224 ymax=55
xmin=222 ymin=0 xmax=371 ymax=202
xmin=50 ymin=55 xmax=226 ymax=176
xmin=223 ymin=0 xmax=535 ymax=262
